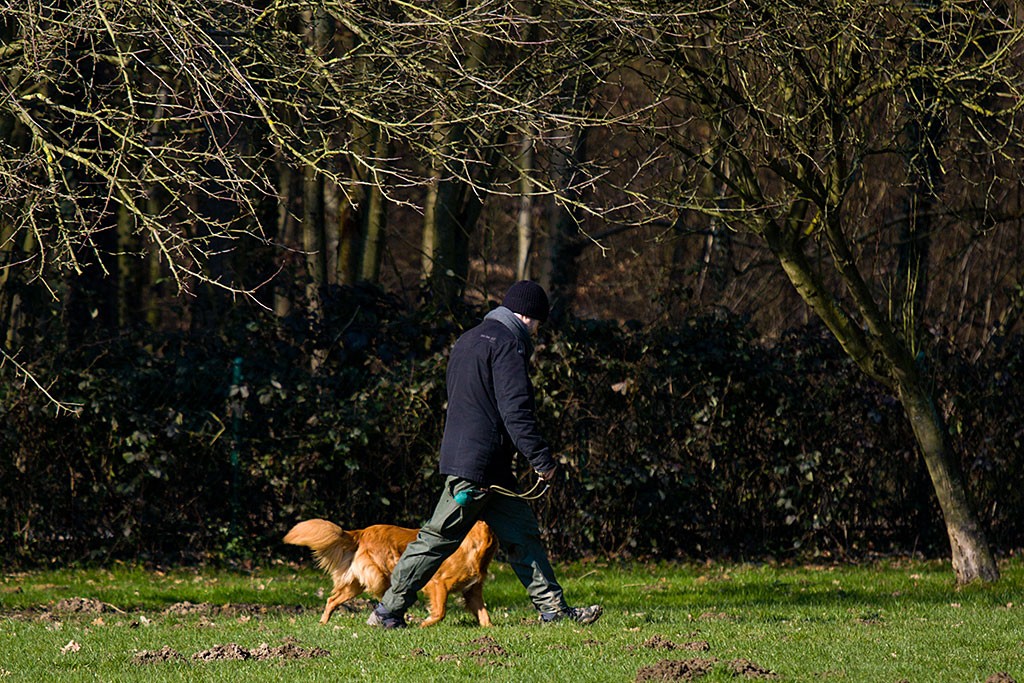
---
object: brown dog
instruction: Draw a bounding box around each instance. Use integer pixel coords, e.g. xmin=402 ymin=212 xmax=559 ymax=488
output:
xmin=284 ymin=518 xmax=496 ymax=627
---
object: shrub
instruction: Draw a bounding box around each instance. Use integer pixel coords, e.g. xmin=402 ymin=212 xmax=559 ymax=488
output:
xmin=1 ymin=286 xmax=1020 ymax=566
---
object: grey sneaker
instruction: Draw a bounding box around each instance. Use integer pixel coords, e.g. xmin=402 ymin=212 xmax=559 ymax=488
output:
xmin=366 ymin=604 xmax=406 ymax=629
xmin=541 ymin=604 xmax=603 ymax=625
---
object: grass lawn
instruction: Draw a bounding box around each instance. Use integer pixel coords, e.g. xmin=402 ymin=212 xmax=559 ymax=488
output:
xmin=1 ymin=557 xmax=1022 ymax=682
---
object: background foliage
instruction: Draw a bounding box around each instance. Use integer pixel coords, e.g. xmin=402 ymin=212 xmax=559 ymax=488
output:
xmin=3 ymin=285 xmax=1022 ymax=567
xmin=2 ymin=2 xmax=1023 ymax=578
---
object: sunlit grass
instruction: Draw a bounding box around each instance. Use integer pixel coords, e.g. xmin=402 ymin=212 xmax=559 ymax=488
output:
xmin=2 ymin=558 xmax=1022 ymax=681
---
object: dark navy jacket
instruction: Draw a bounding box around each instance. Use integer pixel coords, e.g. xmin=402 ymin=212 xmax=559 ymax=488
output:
xmin=438 ymin=308 xmax=556 ymax=487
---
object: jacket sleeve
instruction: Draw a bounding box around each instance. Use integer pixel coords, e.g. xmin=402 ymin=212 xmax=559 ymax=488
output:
xmin=491 ymin=338 xmax=556 ymax=474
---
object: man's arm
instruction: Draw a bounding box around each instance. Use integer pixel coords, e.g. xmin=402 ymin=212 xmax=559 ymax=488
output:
xmin=491 ymin=340 xmax=557 ymax=474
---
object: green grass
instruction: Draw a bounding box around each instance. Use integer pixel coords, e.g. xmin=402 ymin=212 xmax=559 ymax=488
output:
xmin=2 ymin=558 xmax=1023 ymax=682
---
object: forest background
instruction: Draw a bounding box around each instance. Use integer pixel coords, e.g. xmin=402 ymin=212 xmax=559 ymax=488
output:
xmin=2 ymin=1 xmax=1024 ymax=584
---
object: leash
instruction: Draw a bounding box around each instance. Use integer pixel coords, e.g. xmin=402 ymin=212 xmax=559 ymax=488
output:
xmin=454 ymin=476 xmax=550 ymax=506
xmin=489 ymin=477 xmax=550 ymax=500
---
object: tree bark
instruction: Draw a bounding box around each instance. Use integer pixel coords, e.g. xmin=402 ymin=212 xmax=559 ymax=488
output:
xmin=0 ymin=221 xmax=32 ymax=351
xmin=302 ymin=163 xmax=327 ymax=302
xmin=897 ymin=373 xmax=999 ymax=583
xmin=359 ymin=136 xmax=388 ymax=284
xmin=764 ymin=219 xmax=999 ymax=584
xmin=423 ymin=171 xmax=474 ymax=305
xmin=273 ymin=161 xmax=299 ymax=319
xmin=543 ymin=127 xmax=588 ymax=325
xmin=515 ymin=136 xmax=535 ymax=281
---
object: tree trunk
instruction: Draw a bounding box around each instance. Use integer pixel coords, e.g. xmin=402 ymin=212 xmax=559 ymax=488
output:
xmin=897 ymin=374 xmax=999 ymax=583
xmin=897 ymin=0 xmax=940 ymax=351
xmin=764 ymin=218 xmax=998 ymax=584
xmin=515 ymin=136 xmax=535 ymax=280
xmin=420 ymin=1 xmax=490 ymax=307
xmin=0 ymin=221 xmax=32 ymax=351
xmin=422 ymin=174 xmax=468 ymax=305
xmin=359 ymin=135 xmax=388 ymax=284
xmin=116 ymin=197 xmax=135 ymax=329
xmin=274 ymin=161 xmax=299 ymax=319
xmin=543 ymin=127 xmax=588 ymax=325
xmin=301 ymin=4 xmax=333 ymax=331
xmin=302 ymin=163 xmax=327 ymax=300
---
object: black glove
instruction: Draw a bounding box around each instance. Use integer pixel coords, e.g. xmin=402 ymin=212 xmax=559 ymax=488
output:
xmin=536 ymin=465 xmax=558 ymax=482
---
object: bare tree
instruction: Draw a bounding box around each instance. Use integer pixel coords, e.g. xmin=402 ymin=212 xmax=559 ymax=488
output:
xmin=587 ymin=0 xmax=1024 ymax=583
xmin=6 ymin=0 xmax=1020 ymax=584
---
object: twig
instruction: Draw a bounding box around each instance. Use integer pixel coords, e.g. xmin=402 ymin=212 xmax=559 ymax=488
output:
xmin=0 ymin=347 xmax=83 ymax=417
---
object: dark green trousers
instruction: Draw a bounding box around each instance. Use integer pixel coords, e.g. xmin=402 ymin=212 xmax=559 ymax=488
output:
xmin=379 ymin=475 xmax=568 ymax=616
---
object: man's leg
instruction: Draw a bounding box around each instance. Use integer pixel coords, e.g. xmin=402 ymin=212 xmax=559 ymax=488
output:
xmin=481 ymin=495 xmax=568 ymax=615
xmin=375 ymin=476 xmax=485 ymax=619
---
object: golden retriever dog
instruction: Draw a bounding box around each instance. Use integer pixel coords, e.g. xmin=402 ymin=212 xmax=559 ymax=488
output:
xmin=284 ymin=518 xmax=496 ymax=627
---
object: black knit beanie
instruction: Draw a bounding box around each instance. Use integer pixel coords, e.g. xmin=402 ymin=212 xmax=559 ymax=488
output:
xmin=501 ymin=281 xmax=550 ymax=322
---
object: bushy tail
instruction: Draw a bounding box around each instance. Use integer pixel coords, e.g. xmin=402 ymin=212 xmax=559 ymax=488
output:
xmin=284 ymin=519 xmax=357 ymax=575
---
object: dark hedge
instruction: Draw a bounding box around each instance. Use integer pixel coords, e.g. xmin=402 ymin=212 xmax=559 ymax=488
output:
xmin=2 ymin=284 xmax=1021 ymax=567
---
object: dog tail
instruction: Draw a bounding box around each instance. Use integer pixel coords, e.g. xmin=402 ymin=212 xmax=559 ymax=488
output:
xmin=284 ymin=519 xmax=358 ymax=575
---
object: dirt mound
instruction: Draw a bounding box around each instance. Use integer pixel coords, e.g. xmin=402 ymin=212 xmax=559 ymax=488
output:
xmin=728 ymin=658 xmax=779 ymax=678
xmin=469 ymin=641 xmax=510 ymax=658
xmin=8 ymin=598 xmax=305 ymax=623
xmin=631 ymin=633 xmax=780 ymax=681
xmin=163 ymin=601 xmax=218 ymax=617
xmin=132 ymin=646 xmax=185 ymax=664
xmin=634 ymin=654 xmax=778 ymax=681
xmin=133 ymin=641 xmax=329 ymax=664
xmin=162 ymin=601 xmax=304 ymax=618
xmin=465 ymin=634 xmax=512 ymax=664
xmin=192 ymin=643 xmax=251 ymax=661
xmin=985 ymin=674 xmax=1016 ymax=683
xmin=635 ymin=657 xmax=718 ymax=681
xmin=190 ymin=642 xmax=330 ymax=661
xmin=429 ymin=635 xmax=516 ymax=667
xmin=53 ymin=597 xmax=107 ymax=614
xmin=641 ymin=635 xmax=710 ymax=651
xmin=249 ymin=642 xmax=332 ymax=660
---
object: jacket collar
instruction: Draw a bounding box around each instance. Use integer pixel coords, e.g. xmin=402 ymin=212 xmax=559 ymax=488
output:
xmin=484 ymin=306 xmax=533 ymax=355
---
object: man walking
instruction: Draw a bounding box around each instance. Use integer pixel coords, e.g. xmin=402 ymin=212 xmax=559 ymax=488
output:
xmin=368 ymin=281 xmax=602 ymax=628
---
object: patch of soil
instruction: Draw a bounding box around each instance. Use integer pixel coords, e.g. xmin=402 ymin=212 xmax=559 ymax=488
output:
xmin=163 ymin=601 xmax=217 ymax=617
xmin=468 ymin=634 xmax=507 ymax=655
xmin=635 ymin=657 xmax=719 ymax=681
xmin=470 ymin=642 xmax=510 ymax=658
xmin=985 ymin=674 xmax=1016 ymax=683
xmin=469 ymin=635 xmax=501 ymax=647
xmin=6 ymin=599 xmax=306 ymax=623
xmin=162 ymin=601 xmax=304 ymax=618
xmin=132 ymin=646 xmax=185 ymax=664
xmin=133 ymin=641 xmax=329 ymax=664
xmin=641 ymin=635 xmax=710 ymax=652
xmin=249 ymin=642 xmax=331 ymax=660
xmin=433 ymin=635 xmax=515 ymax=667
xmin=192 ymin=643 xmax=250 ymax=661
xmin=630 ymin=631 xmax=779 ymax=680
xmin=468 ymin=634 xmax=512 ymax=663
xmin=728 ymin=658 xmax=779 ymax=679
xmin=339 ymin=597 xmax=374 ymax=612
xmin=53 ymin=597 xmax=107 ymax=614
xmin=190 ymin=642 xmax=330 ymax=661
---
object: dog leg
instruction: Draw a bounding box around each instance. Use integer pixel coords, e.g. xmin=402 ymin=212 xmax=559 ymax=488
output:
xmin=321 ymin=584 xmax=364 ymax=624
xmin=462 ymin=582 xmax=491 ymax=627
xmin=419 ymin=582 xmax=449 ymax=628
